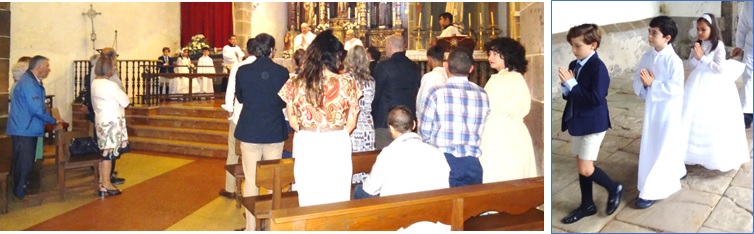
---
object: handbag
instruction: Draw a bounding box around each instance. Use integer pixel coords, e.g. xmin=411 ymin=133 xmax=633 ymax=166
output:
xmin=69 ymin=137 xmax=100 ymax=156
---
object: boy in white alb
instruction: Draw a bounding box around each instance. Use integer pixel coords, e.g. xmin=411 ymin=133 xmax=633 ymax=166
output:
xmin=223 ymin=35 xmax=245 ymax=73
xmin=196 ymin=48 xmax=215 ymax=94
xmin=631 ymin=16 xmax=686 ymax=209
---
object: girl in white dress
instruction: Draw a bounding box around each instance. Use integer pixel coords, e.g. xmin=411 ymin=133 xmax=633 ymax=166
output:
xmin=682 ymin=13 xmax=749 ymax=172
xmin=196 ymin=48 xmax=215 ymax=94
xmin=171 ymin=49 xmax=198 ymax=95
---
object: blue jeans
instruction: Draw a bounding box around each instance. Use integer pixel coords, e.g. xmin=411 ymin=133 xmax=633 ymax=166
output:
xmin=11 ymin=136 xmax=38 ymax=199
xmin=352 ymin=184 xmax=379 ymax=200
xmin=444 ymin=153 xmax=483 ymax=187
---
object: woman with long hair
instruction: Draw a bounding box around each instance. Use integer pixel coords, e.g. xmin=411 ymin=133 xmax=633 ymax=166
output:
xmin=91 ymin=48 xmax=129 ymax=197
xmin=344 ymin=45 xmax=375 ymax=152
xmin=278 ymin=30 xmax=362 ymax=206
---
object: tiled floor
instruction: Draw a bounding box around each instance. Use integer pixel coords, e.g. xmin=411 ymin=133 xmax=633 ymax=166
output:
xmin=1 ymin=151 xmax=245 ymax=231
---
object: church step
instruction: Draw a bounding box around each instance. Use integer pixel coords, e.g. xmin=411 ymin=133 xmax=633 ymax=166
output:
xmin=156 ymin=106 xmax=228 ymax=119
xmin=128 ymin=136 xmax=227 ymax=158
xmin=128 ymin=125 xmax=228 ymax=145
xmin=127 ymin=115 xmax=229 ymax=131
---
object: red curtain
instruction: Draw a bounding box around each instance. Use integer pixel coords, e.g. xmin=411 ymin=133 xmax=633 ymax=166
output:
xmin=180 ymin=2 xmax=233 ymax=49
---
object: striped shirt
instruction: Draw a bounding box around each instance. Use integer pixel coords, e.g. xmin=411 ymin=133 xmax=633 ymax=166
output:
xmin=419 ymin=76 xmax=490 ymax=158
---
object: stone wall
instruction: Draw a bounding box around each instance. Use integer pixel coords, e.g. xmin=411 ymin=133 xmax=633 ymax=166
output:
xmin=520 ymin=2 xmax=544 ymax=176
xmin=234 ymin=2 xmax=252 ymax=53
xmin=249 ymin=2 xmax=288 ymax=58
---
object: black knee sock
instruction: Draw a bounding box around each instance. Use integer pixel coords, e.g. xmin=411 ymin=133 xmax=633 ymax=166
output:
xmin=578 ymin=174 xmax=594 ymax=208
xmin=744 ymin=113 xmax=752 ymax=128
xmin=591 ymin=166 xmax=616 ymax=195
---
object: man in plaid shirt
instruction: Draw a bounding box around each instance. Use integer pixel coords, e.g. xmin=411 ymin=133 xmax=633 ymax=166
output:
xmin=419 ymin=48 xmax=490 ymax=187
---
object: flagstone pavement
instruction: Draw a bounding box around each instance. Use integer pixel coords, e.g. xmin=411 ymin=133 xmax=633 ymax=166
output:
xmin=551 ymin=72 xmax=754 ymax=233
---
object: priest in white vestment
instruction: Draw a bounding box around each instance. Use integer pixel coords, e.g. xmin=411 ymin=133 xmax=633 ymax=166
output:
xmin=294 ymin=23 xmax=316 ymax=52
xmin=632 ymin=18 xmax=686 ymax=208
xmin=222 ymin=35 xmax=245 ymax=73
xmin=344 ymin=29 xmax=363 ymax=52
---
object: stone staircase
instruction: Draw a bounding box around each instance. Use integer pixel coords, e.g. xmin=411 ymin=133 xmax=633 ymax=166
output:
xmin=72 ymin=102 xmax=229 ymax=158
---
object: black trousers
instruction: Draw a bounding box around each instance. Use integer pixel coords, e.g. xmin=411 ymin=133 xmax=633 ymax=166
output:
xmin=11 ymin=136 xmax=37 ymax=198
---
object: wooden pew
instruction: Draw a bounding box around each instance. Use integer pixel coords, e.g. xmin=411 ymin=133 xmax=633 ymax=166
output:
xmin=241 ymin=150 xmax=381 ymax=230
xmin=268 ymin=176 xmax=544 ymax=231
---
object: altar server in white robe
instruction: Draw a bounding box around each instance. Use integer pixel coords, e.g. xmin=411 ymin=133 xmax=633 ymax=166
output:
xmin=631 ymin=16 xmax=686 ymax=209
xmin=293 ymin=23 xmax=316 ymax=52
xmin=344 ymin=29 xmax=363 ymax=52
xmin=733 ymin=1 xmax=753 ymax=128
xmin=437 ymin=12 xmax=462 ymax=38
xmin=682 ymin=13 xmax=749 ymax=172
xmin=171 ymin=49 xmax=199 ymax=95
xmin=223 ymin=35 xmax=245 ymax=73
xmin=196 ymin=48 xmax=215 ymax=94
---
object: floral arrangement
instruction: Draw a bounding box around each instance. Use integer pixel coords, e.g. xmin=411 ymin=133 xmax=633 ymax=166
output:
xmin=181 ymin=34 xmax=211 ymax=59
xmin=453 ymin=23 xmax=466 ymax=34
xmin=314 ymin=23 xmax=330 ymax=33
xmin=342 ymin=22 xmax=359 ymax=31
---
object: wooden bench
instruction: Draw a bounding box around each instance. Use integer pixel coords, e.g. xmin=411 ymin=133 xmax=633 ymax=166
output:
xmin=240 ymin=150 xmax=381 ymax=230
xmin=226 ymin=132 xmax=294 ymax=208
xmin=267 ymin=176 xmax=544 ymax=231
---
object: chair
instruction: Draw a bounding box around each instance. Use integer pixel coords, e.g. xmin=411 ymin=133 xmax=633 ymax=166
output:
xmin=0 ymin=136 xmax=11 ymax=214
xmin=435 ymin=35 xmax=476 ymax=52
xmin=55 ymin=130 xmax=101 ymax=200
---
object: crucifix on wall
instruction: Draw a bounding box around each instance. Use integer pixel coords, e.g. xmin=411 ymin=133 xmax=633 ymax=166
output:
xmin=82 ymin=4 xmax=102 ymax=52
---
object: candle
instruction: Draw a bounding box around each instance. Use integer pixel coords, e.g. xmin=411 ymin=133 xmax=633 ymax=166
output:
xmin=479 ymin=12 xmax=482 ymax=28
xmin=430 ymin=15 xmax=433 ymax=29
xmin=490 ymin=12 xmax=494 ymax=25
xmin=328 ymin=8 xmax=330 ymax=20
xmin=348 ymin=7 xmax=351 ymax=18
xmin=418 ymin=12 xmax=422 ymax=27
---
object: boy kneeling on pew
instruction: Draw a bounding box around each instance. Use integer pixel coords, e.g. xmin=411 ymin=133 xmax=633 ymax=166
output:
xmin=353 ymin=105 xmax=450 ymax=199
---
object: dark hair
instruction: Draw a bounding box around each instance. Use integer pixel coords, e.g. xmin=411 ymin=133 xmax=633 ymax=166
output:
xmin=162 ymin=47 xmax=170 ymax=53
xmin=426 ymin=45 xmax=444 ymax=62
xmin=298 ymin=30 xmax=344 ymax=107
xmin=252 ymin=33 xmax=276 ymax=57
xmin=484 ymin=37 xmax=528 ymax=74
xmin=17 ymin=56 xmax=32 ymax=63
xmin=447 ymin=47 xmax=473 ymax=76
xmin=567 ymin=24 xmax=602 ymax=49
xmin=367 ymin=46 xmax=381 ymax=61
xmin=246 ymin=37 xmax=256 ymax=55
xmin=293 ymin=49 xmax=306 ymax=67
xmin=202 ymin=47 xmax=210 ymax=51
xmin=649 ymin=16 xmax=678 ymax=44
xmin=440 ymin=12 xmax=453 ymax=26
xmin=180 ymin=49 xmax=189 ymax=58
xmin=28 ymin=55 xmax=49 ymax=71
xmin=388 ymin=105 xmax=414 ymax=133
xmin=228 ymin=34 xmax=236 ymax=39
xmin=696 ymin=13 xmax=721 ymax=52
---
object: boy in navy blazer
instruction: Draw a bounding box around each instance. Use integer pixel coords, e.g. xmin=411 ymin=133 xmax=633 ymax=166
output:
xmin=558 ymin=24 xmax=623 ymax=224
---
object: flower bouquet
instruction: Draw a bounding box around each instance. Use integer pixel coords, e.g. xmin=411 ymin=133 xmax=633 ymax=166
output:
xmin=314 ymin=23 xmax=331 ymax=34
xmin=181 ymin=34 xmax=211 ymax=60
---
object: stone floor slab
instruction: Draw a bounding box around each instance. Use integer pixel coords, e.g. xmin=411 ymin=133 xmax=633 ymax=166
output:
xmin=615 ymin=197 xmax=713 ymax=232
xmin=702 ymin=197 xmax=753 ymax=233
xmin=552 ymin=154 xmax=578 ymax=194
xmin=552 ymin=227 xmax=567 ymax=233
xmin=731 ymin=161 xmax=753 ymax=189
xmin=598 ymin=134 xmax=634 ymax=154
xmin=600 ymin=220 xmax=655 ymax=232
xmin=697 ymin=227 xmax=727 ymax=232
xmin=619 ymin=138 xmax=641 ymax=155
xmin=724 ymin=186 xmax=753 ymax=213
xmin=682 ymin=168 xmax=735 ymax=195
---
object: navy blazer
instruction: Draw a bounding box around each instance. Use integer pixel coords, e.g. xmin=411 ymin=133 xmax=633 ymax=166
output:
xmin=371 ymin=52 xmax=422 ymax=128
xmin=234 ymin=56 xmax=290 ymax=144
xmin=157 ymin=55 xmax=175 ymax=74
xmin=561 ymin=52 xmax=611 ymax=136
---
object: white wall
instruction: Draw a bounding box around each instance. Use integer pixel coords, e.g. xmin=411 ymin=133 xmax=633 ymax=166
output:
xmin=662 ymin=1 xmax=721 ymax=17
xmin=250 ymin=2 xmax=288 ymax=57
xmin=552 ymin=1 xmax=659 ymax=33
xmin=10 ymin=2 xmax=180 ymax=121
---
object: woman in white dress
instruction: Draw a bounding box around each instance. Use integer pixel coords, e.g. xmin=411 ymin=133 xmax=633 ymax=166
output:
xmin=682 ymin=13 xmax=749 ymax=172
xmin=479 ymin=37 xmax=537 ymax=183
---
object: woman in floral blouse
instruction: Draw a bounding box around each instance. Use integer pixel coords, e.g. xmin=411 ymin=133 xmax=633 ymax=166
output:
xmin=278 ymin=30 xmax=362 ymax=206
xmin=344 ymin=45 xmax=376 ymax=152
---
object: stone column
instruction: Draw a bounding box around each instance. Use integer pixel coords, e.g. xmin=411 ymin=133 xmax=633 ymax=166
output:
xmin=0 ymin=2 xmax=10 ymax=136
xmin=519 ymin=2 xmax=544 ymax=176
xmin=234 ymin=2 xmax=252 ymax=51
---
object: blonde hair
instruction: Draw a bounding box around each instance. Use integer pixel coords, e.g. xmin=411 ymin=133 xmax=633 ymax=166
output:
xmin=95 ymin=47 xmax=118 ymax=77
xmin=345 ymin=45 xmax=371 ymax=83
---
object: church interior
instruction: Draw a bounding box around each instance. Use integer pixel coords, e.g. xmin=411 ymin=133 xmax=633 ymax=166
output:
xmin=0 ymin=2 xmax=545 ymax=231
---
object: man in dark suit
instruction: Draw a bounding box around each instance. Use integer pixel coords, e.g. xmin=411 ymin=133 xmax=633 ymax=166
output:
xmin=233 ymin=33 xmax=289 ymax=230
xmin=371 ymin=35 xmax=422 ymax=149
xmin=367 ymin=46 xmax=381 ymax=76
xmin=157 ymin=47 xmax=174 ymax=94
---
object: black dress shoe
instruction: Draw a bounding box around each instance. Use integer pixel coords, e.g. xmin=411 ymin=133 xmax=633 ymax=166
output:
xmin=606 ymin=183 xmax=623 ymax=215
xmin=111 ymin=176 xmax=126 ymax=185
xmin=219 ymin=189 xmax=236 ymax=199
xmin=635 ymin=198 xmax=655 ymax=209
xmin=561 ymin=204 xmax=597 ymax=224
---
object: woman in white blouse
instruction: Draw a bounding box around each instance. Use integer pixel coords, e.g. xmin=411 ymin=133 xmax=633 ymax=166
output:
xmin=91 ymin=48 xmax=130 ymax=197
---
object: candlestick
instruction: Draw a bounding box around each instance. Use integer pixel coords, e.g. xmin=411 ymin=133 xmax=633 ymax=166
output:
xmin=418 ymin=12 xmax=422 ymax=28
